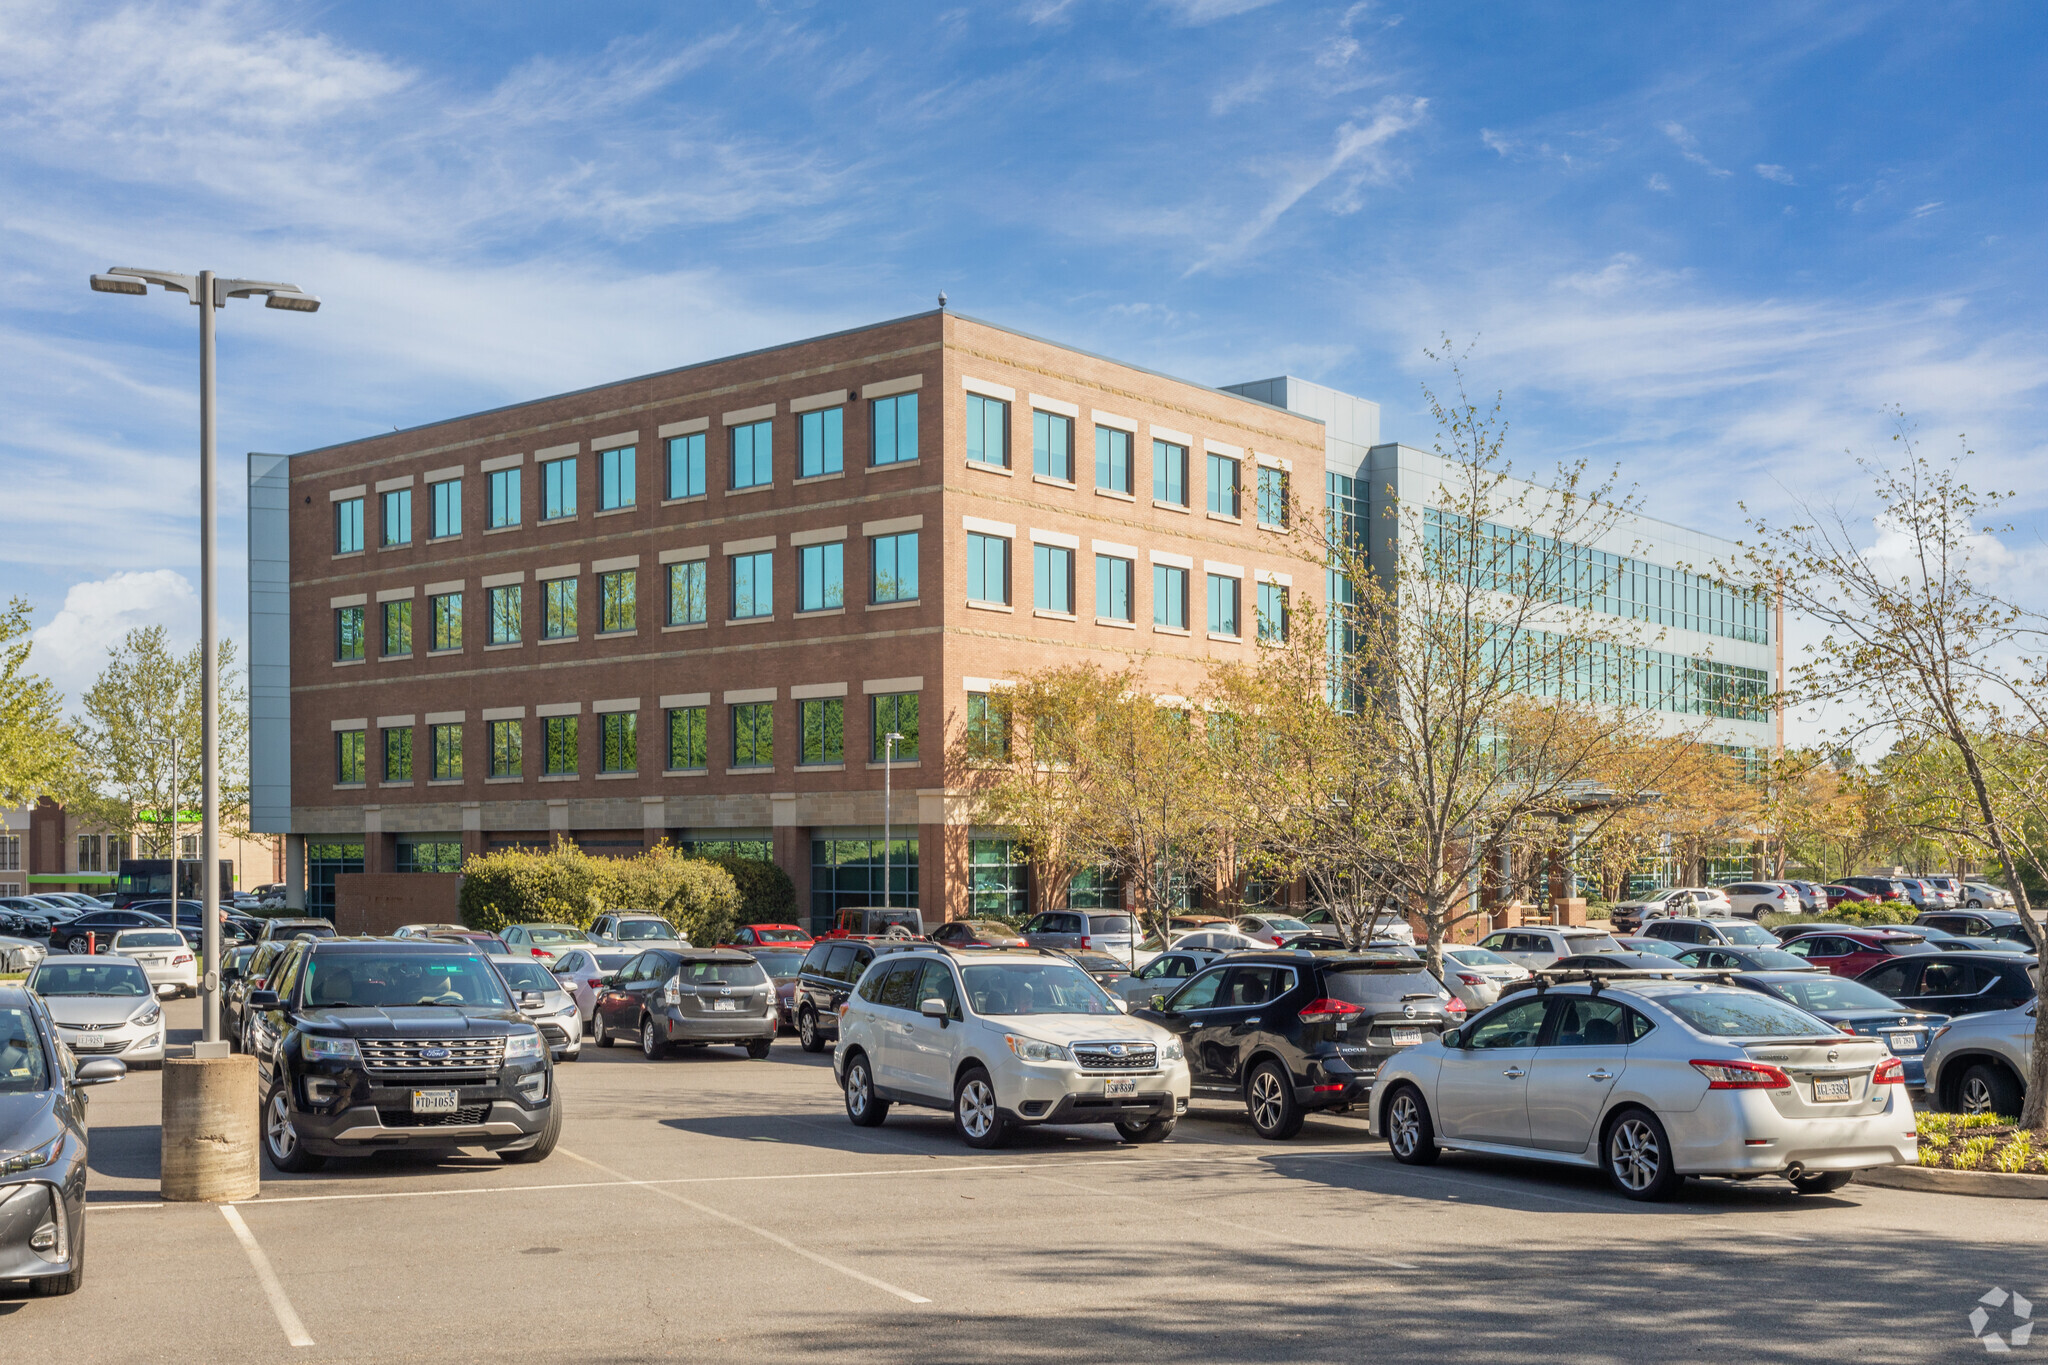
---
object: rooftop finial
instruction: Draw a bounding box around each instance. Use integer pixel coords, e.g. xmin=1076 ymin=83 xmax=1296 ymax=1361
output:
xmin=938 ymin=291 xmax=948 ymax=310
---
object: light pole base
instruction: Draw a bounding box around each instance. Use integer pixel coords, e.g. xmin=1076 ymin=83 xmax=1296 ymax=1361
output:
xmin=192 ymin=1039 xmax=231 ymax=1059
xmin=160 ymin=1054 xmax=260 ymax=1202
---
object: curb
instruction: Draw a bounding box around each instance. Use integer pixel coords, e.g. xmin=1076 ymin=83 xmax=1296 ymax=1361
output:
xmin=1855 ymin=1164 xmax=2048 ymax=1199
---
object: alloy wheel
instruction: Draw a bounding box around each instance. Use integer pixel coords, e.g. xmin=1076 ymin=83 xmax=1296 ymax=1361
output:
xmin=1388 ymin=1093 xmax=1421 ymax=1157
xmin=958 ymin=1077 xmax=997 ymax=1139
xmin=799 ymin=1012 xmax=817 ymax=1049
xmin=266 ymin=1091 xmax=296 ymax=1159
xmin=1962 ymin=1076 xmax=1996 ymax=1115
xmin=1609 ymin=1116 xmax=1662 ymax=1192
xmin=1249 ymin=1069 xmax=1285 ymax=1132
xmin=642 ymin=1019 xmax=660 ymax=1058
xmin=847 ymin=1061 xmax=871 ymax=1118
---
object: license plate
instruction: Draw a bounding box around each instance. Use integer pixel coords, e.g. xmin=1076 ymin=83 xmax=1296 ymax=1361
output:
xmin=1103 ymin=1078 xmax=1138 ymax=1097
xmin=1886 ymin=1033 xmax=1918 ymax=1052
xmin=1389 ymin=1027 xmax=1423 ymax=1046
xmin=1812 ymin=1077 xmax=1852 ymax=1103
xmin=411 ymin=1089 xmax=458 ymax=1114
xmin=712 ymin=999 xmax=738 ymax=1012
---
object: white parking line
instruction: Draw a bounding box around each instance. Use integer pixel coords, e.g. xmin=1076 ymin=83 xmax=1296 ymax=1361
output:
xmin=219 ymin=1204 xmax=315 ymax=1348
xmin=556 ymin=1148 xmax=933 ymax=1305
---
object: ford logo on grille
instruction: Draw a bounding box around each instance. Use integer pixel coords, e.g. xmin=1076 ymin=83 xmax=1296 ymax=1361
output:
xmin=420 ymin=1047 xmax=450 ymax=1059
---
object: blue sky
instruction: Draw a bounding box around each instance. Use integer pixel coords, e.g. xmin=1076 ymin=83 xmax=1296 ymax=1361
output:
xmin=4 ymin=0 xmax=2045 ymax=720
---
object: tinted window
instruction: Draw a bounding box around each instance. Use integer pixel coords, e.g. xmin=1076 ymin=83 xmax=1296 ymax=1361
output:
xmin=495 ymin=960 xmax=557 ymax=993
xmin=1221 ymin=966 xmax=1294 ymax=1007
xmin=1761 ymin=976 xmax=1901 ymax=1013
xmin=116 ymin=930 xmax=185 ymax=949
xmin=679 ymin=959 xmax=768 ymax=987
xmin=614 ymin=919 xmax=675 ymax=941
xmin=0 ymin=1008 xmax=50 ymax=1094
xmin=750 ymin=949 xmax=806 ymax=978
xmin=1718 ymin=921 xmax=1778 ymax=946
xmin=854 ymin=962 xmax=890 ymax=1003
xmin=822 ymin=945 xmax=857 ymax=981
xmin=1561 ymin=934 xmax=1623 ymax=954
xmin=615 ymin=953 xmax=648 ymax=984
xmin=1545 ymin=997 xmax=1638 ymax=1047
xmin=1467 ymin=998 xmax=1547 ymax=1049
xmin=1322 ymin=964 xmax=1442 ymax=1008
xmin=916 ymin=961 xmax=961 ymax=1018
xmin=1662 ymin=991 xmax=1832 ymax=1037
xmin=1083 ymin=914 xmax=1133 ymax=935
xmin=1169 ymin=967 xmax=1227 ymax=1010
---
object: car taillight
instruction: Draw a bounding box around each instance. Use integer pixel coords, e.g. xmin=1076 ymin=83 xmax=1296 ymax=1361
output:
xmin=1873 ymin=1057 xmax=1906 ymax=1086
xmin=587 ymin=977 xmax=604 ymax=988
xmin=530 ymin=948 xmax=548 ymax=958
xmin=1271 ymin=935 xmax=1285 ymax=946
xmin=1080 ymin=936 xmax=1090 ymax=949
xmin=1297 ymin=998 xmax=1365 ymax=1024
xmin=1456 ymin=973 xmax=1485 ymax=986
xmin=1840 ymin=1023 xmax=1857 ymax=1035
xmin=174 ymin=954 xmax=193 ymax=964
xmin=1443 ymin=996 xmax=1467 ymax=1016
xmin=1690 ymin=1059 xmax=1791 ymax=1089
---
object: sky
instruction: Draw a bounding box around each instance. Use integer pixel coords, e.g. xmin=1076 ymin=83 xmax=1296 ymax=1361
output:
xmin=4 ymin=0 xmax=2046 ymax=741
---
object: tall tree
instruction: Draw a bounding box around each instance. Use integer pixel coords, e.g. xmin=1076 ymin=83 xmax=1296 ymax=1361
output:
xmin=0 ymin=597 xmax=75 ymax=806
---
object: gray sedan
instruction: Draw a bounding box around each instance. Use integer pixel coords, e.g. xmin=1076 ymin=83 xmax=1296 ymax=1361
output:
xmin=1107 ymin=948 xmax=1228 ymax=1006
xmin=1922 ymin=999 xmax=2035 ymax=1115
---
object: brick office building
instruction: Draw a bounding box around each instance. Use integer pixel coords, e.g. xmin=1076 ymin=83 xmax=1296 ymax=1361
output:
xmin=249 ymin=310 xmax=1329 ymax=927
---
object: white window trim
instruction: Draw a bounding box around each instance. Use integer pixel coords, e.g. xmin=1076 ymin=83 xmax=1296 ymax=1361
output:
xmin=962 ymin=376 xmax=1016 ymax=402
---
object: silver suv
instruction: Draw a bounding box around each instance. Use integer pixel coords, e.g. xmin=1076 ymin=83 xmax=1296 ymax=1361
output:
xmin=1477 ymin=927 xmax=1623 ymax=971
xmin=1019 ymin=910 xmax=1136 ymax=955
xmin=1923 ymin=1000 xmax=2036 ymax=1115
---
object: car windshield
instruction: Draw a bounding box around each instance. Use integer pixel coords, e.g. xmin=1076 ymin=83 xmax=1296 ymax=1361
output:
xmin=961 ymin=962 xmax=1120 ymax=1016
xmin=494 ymin=960 xmax=559 ymax=993
xmin=1065 ymin=951 xmax=1126 ymax=972
xmin=1258 ymin=917 xmax=1309 ymax=932
xmin=0 ymin=1009 xmax=50 ymax=1093
xmin=1719 ymin=921 xmax=1779 ymax=946
xmin=749 ymin=950 xmax=806 ymax=978
xmin=751 ymin=927 xmax=809 ymax=943
xmin=278 ymin=923 xmax=336 ymax=939
xmin=302 ymin=953 xmax=511 ymax=1008
xmin=116 ymin=930 xmax=187 ymax=949
xmin=1446 ymin=947 xmax=1512 ymax=968
xmin=592 ymin=951 xmax=637 ymax=970
xmin=613 ymin=919 xmax=674 ymax=940
xmin=1760 ymin=976 xmax=1904 ymax=1013
xmin=1733 ymin=949 xmax=1812 ymax=971
xmin=1562 ymin=934 xmax=1623 ymax=954
xmin=32 ymin=962 xmax=150 ymax=996
xmin=679 ymin=960 xmax=769 ymax=986
xmin=430 ymin=934 xmax=508 ymax=954
xmin=1662 ymin=990 xmax=1833 ymax=1037
xmin=526 ymin=926 xmax=589 ymax=944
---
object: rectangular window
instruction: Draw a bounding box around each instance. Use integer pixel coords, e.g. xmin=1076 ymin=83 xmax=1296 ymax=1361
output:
xmin=872 ymin=692 xmax=920 ymax=762
xmin=967 ymin=533 xmax=1010 ymax=605
xmin=488 ymin=584 xmax=522 ymax=645
xmin=430 ymin=478 xmax=461 ymax=538
xmin=666 ymin=433 xmax=706 ymax=499
xmin=1207 ymin=454 xmax=1240 ymax=517
xmin=397 ymin=839 xmax=462 ymax=874
xmin=76 ymin=834 xmax=99 ymax=873
xmin=1032 ymin=411 xmax=1073 ymax=481
xmin=1258 ymin=581 xmax=1289 ymax=642
xmin=799 ymin=542 xmax=845 ymax=612
xmin=1095 ymin=554 xmax=1133 ymax=621
xmin=800 ymin=698 xmax=844 ymax=765
xmin=969 ymin=838 xmax=1028 ymax=918
xmin=798 ymin=408 xmax=843 ymax=478
xmin=599 ymin=446 xmax=635 ymax=510
xmin=732 ymin=703 xmax=774 ymax=769
xmin=543 ymin=577 xmax=577 ymax=638
xmin=870 ymin=532 xmax=918 ymax=604
xmin=1257 ymin=466 xmax=1289 ymax=526
xmin=965 ymin=691 xmax=1010 ymax=760
xmin=666 ymin=706 xmax=708 ymax=770
xmin=384 ymin=726 xmax=413 ymax=782
xmin=1094 ymin=427 xmax=1132 ymax=494
xmin=667 ymin=561 xmax=707 ymax=625
xmin=542 ymin=458 xmax=577 ymax=520
xmin=488 ymin=467 xmax=521 ymax=528
xmin=731 ymin=550 xmax=774 ymax=619
xmin=382 ymin=488 xmax=413 ymax=546
xmin=1153 ymin=440 xmax=1188 ymax=505
xmin=599 ymin=569 xmax=635 ymax=633
xmin=1154 ymin=564 xmax=1188 ymax=629
xmin=489 ymin=719 xmax=522 ymax=777
xmin=430 ymin=592 xmax=462 ymax=651
xmin=1033 ymin=543 xmax=1073 ymax=614
xmin=601 ymin=712 xmax=637 ymax=773
xmin=544 ymin=716 xmax=578 ymax=775
xmin=431 ymin=723 xmax=462 ymax=780
xmin=966 ymin=394 xmax=1009 ymax=468
xmin=336 ymin=605 xmax=366 ymax=660
xmin=336 ymin=729 xmax=366 ymax=784
xmin=382 ymin=600 xmax=412 ymax=656
xmin=731 ymin=419 xmax=772 ymax=489
xmin=870 ymin=393 xmax=918 ymax=466
xmin=335 ymin=497 xmax=364 ymax=553
xmin=1207 ymin=573 xmax=1241 ymax=636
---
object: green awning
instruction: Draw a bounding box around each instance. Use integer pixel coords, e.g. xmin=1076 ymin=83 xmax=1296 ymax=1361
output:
xmin=27 ymin=873 xmax=115 ymax=884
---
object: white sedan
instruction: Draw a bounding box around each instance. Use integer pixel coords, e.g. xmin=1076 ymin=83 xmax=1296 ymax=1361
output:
xmin=27 ymin=956 xmax=167 ymax=1068
xmin=107 ymin=928 xmax=197 ymax=996
xmin=1373 ymin=976 xmax=1915 ymax=1199
xmin=1439 ymin=945 xmax=1529 ymax=1009
xmin=547 ymin=946 xmax=640 ymax=1027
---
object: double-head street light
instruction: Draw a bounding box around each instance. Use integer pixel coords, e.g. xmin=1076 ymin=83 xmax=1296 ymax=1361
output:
xmin=90 ymin=267 xmax=319 ymax=1055
xmin=881 ymin=732 xmax=905 ymax=914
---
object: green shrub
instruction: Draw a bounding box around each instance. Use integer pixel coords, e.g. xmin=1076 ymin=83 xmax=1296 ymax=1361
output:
xmin=458 ymin=841 xmax=741 ymax=945
xmin=1762 ymin=899 xmax=1917 ymax=931
xmin=709 ymin=855 xmax=797 ymax=925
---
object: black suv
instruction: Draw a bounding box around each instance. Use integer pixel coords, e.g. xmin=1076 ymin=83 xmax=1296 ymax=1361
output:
xmin=1854 ymin=952 xmax=2039 ymax=1018
xmin=1134 ymin=951 xmax=1453 ymax=1139
xmin=247 ymin=938 xmax=559 ymax=1172
xmin=1914 ymin=910 xmax=2040 ymax=950
xmin=791 ymin=939 xmax=884 ymax=1053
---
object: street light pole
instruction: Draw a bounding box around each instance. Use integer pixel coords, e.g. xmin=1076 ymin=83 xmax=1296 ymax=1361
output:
xmin=882 ymin=732 xmax=903 ymax=915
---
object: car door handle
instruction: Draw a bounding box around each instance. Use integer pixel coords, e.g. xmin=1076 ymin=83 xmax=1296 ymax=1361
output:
xmin=1502 ymin=1067 xmax=1526 ymax=1078
xmin=1588 ymin=1070 xmax=1614 ymax=1081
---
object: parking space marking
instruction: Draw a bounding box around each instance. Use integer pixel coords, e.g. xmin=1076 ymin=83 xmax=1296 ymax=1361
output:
xmin=556 ymin=1148 xmax=934 ymax=1305
xmin=219 ymin=1205 xmax=315 ymax=1348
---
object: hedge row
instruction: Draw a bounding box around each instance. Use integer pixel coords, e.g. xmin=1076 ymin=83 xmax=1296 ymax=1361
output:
xmin=457 ymin=843 xmax=742 ymax=945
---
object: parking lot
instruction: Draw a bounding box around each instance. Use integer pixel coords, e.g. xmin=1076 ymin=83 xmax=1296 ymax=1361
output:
xmin=2 ymin=997 xmax=2034 ymax=1364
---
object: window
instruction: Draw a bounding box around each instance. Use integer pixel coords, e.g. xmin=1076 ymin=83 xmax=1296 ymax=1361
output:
xmin=1068 ymin=865 xmax=1119 ymax=908
xmin=800 ymin=698 xmax=844 ymax=765
xmin=544 ymin=716 xmax=578 ymax=775
xmin=488 ymin=467 xmax=520 ymax=528
xmin=870 ymin=393 xmax=919 ymax=466
xmin=543 ymin=578 xmax=577 ymax=638
xmin=430 ymin=592 xmax=462 ymax=651
xmin=966 ymin=394 xmax=1009 ymax=467
xmin=871 ymin=532 xmax=918 ymax=603
xmin=304 ymin=841 xmax=364 ymax=916
xmin=732 ymin=703 xmax=774 ymax=768
xmin=599 ymin=569 xmax=636 ymax=633
xmin=1207 ymin=454 xmax=1240 ymax=517
xmin=666 ymin=433 xmax=706 ymax=499
xmin=872 ymin=692 xmax=919 ymax=762
xmin=397 ymin=839 xmax=462 ymax=874
xmin=969 ymin=839 xmax=1028 ymax=918
xmin=601 ymin=712 xmax=636 ymax=773
xmin=383 ymin=600 xmax=413 ymax=656
xmin=1153 ymin=440 xmax=1188 ymax=505
xmin=1033 ymin=544 xmax=1073 ymax=614
xmin=384 ymin=726 xmax=413 ymax=782
xmin=799 ymin=542 xmax=845 ymax=612
xmin=599 ymin=446 xmax=635 ymax=510
xmin=488 ymin=584 xmax=522 ymax=645
xmin=731 ymin=419 xmax=772 ymax=489
xmin=812 ymin=836 xmax=918 ymax=925
xmin=1257 ymin=465 xmax=1288 ymax=526
xmin=967 ymin=533 xmax=1010 ymax=605
xmin=1154 ymin=564 xmax=1188 ymax=628
xmin=965 ymin=691 xmax=1010 ymax=760
xmin=731 ymin=551 xmax=773 ymax=619
xmin=335 ymin=496 xmax=364 ymax=554
xmin=336 ymin=605 xmax=366 ymax=661
xmin=1257 ymin=582 xmax=1288 ymax=642
xmin=542 ymin=458 xmax=577 ymax=520
xmin=798 ymin=408 xmax=843 ymax=478
xmin=1095 ymin=554 xmax=1133 ymax=621
xmin=336 ymin=729 xmax=367 ymax=784
xmin=1208 ymin=574 xmax=1240 ymax=636
xmin=489 ymin=719 xmax=522 ymax=777
xmin=382 ymin=488 xmax=412 ymax=546
xmin=430 ymin=479 xmax=461 ymax=538
xmin=1095 ymin=426 xmax=1132 ymax=494
xmin=667 ymin=561 xmax=707 ymax=626
xmin=76 ymin=833 xmax=100 ymax=872
xmin=667 ymin=706 xmax=708 ymax=770
xmin=431 ymin=723 xmax=462 ymax=780
xmin=1033 ymin=411 xmax=1073 ymax=481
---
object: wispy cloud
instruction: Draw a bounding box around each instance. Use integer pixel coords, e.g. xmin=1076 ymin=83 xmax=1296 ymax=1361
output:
xmin=1755 ymin=163 xmax=1796 ymax=185
xmin=1660 ymin=120 xmax=1733 ymax=176
xmin=1647 ymin=172 xmax=1672 ymax=193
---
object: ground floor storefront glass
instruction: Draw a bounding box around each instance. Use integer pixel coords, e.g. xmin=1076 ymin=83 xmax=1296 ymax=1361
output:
xmin=811 ymin=836 xmax=916 ymax=932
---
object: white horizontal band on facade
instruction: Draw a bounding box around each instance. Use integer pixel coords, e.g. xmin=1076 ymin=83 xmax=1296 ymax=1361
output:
xmin=1090 ymin=409 xmax=1136 ymax=433
xmin=1254 ymin=569 xmax=1294 ymax=587
xmin=960 ymin=676 xmax=1013 ymax=693
xmin=862 ymin=514 xmax=923 ymax=536
xmin=724 ymin=687 xmax=776 ymax=704
xmin=1203 ymin=438 xmax=1244 ymax=459
xmin=481 ymin=706 xmax=525 ymax=721
xmin=329 ymin=593 xmax=366 ymax=608
xmin=375 ymin=586 xmax=416 ymax=602
xmin=423 ymin=579 xmax=464 ymax=596
xmin=374 ymin=474 xmax=415 ymax=492
xmin=723 ymin=403 xmax=775 ymax=426
xmin=658 ymin=545 xmax=710 ymax=564
xmin=723 ymin=535 xmax=776 ymax=556
xmin=1204 ymin=560 xmax=1245 ymax=578
xmin=1150 ymin=425 xmax=1193 ymax=448
xmin=1149 ymin=550 xmax=1194 ymax=569
xmin=790 ymin=682 xmax=849 ymax=700
xmin=535 ymin=563 xmax=579 ymax=580
xmin=377 ymin=714 xmax=416 ymax=729
xmin=789 ymin=389 xmax=849 ymax=415
xmin=1254 ymin=451 xmax=1288 ymax=469
xmin=480 ymin=570 xmax=525 ymax=588
xmin=962 ymin=515 xmax=1015 ymax=538
xmin=1029 ymin=528 xmax=1080 ymax=549
xmin=329 ymin=484 xmax=366 ymax=502
xmin=479 ymin=452 xmax=524 ymax=473
xmin=788 ymin=525 xmax=848 ymax=548
xmin=659 ymin=692 xmax=710 ymax=709
xmin=658 ymin=417 xmax=710 ymax=438
xmin=590 ymin=430 xmax=638 ymax=450
xmin=424 ymin=711 xmax=465 ymax=725
xmin=423 ymin=464 xmax=463 ymax=484
xmin=863 ymin=676 xmax=923 ymax=695
xmin=861 ymin=374 xmax=922 ymax=400
xmin=331 ymin=718 xmax=367 ymax=732
xmin=591 ymin=554 xmax=640 ymax=573
xmin=1029 ymin=393 xmax=1080 ymax=419
xmin=591 ymin=697 xmax=640 ymax=714
xmin=535 ymin=443 xmax=578 ymax=461
xmin=1091 ymin=539 xmax=1141 ymax=560
xmin=961 ymin=376 xmax=1016 ymax=402
xmin=535 ymin=702 xmax=582 ymax=718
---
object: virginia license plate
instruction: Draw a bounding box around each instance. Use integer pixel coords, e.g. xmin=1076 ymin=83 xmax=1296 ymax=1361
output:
xmin=1886 ymin=1033 xmax=1918 ymax=1052
xmin=1104 ymin=1078 xmax=1138 ymax=1097
xmin=411 ymin=1089 xmax=458 ymax=1114
xmin=1389 ymin=1027 xmax=1424 ymax=1046
xmin=712 ymin=999 xmax=738 ymax=1012
xmin=1812 ymin=1077 xmax=1853 ymax=1103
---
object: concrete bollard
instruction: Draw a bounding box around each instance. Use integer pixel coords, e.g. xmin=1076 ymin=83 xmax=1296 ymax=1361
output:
xmin=160 ymin=1054 xmax=261 ymax=1202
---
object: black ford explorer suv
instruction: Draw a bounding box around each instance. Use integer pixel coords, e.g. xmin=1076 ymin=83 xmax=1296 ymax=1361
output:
xmin=1134 ymin=950 xmax=1453 ymax=1139
xmin=247 ymin=938 xmax=559 ymax=1172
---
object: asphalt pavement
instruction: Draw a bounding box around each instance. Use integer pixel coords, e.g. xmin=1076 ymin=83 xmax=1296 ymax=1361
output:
xmin=1 ymin=996 xmax=2033 ymax=1364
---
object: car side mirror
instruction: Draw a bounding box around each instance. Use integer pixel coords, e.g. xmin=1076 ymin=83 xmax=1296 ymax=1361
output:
xmin=157 ymin=983 xmax=177 ymax=998
xmin=221 ymin=967 xmax=241 ymax=983
xmin=247 ymin=990 xmax=279 ymax=1009
xmin=75 ymin=1058 xmax=126 ymax=1085
xmin=519 ymin=991 xmax=544 ymax=1009
xmin=1150 ymin=994 xmax=1170 ymax=1012
xmin=1441 ymin=1027 xmax=1464 ymax=1049
xmin=1110 ymin=997 xmax=1130 ymax=1013
xmin=919 ymin=997 xmax=949 ymax=1020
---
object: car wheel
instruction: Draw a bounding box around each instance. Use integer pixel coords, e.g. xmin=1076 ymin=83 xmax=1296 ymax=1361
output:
xmin=798 ymin=1007 xmax=825 ymax=1054
xmin=953 ymin=1066 xmax=1008 ymax=1149
xmin=591 ymin=1013 xmax=613 ymax=1048
xmin=1114 ymin=1117 xmax=1175 ymax=1143
xmin=500 ymin=1098 xmax=562 ymax=1164
xmin=1604 ymin=1108 xmax=1682 ymax=1201
xmin=842 ymin=1051 xmax=889 ymax=1127
xmin=1790 ymin=1170 xmax=1854 ymax=1195
xmin=745 ymin=1038 xmax=773 ymax=1060
xmin=1384 ymin=1084 xmax=1440 ymax=1166
xmin=263 ymin=1081 xmax=326 ymax=1174
xmin=29 ymin=1216 xmax=82 ymax=1297
xmin=65 ymin=936 xmax=88 ymax=955
xmin=1959 ymin=1063 xmax=2023 ymax=1118
xmin=1245 ymin=1060 xmax=1304 ymax=1140
xmin=640 ymin=1016 xmax=669 ymax=1060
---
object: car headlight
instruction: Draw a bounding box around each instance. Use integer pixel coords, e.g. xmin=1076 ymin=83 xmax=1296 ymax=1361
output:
xmin=554 ymin=1000 xmax=579 ymax=1018
xmin=130 ymin=1003 xmax=162 ymax=1028
xmin=1004 ymin=1034 xmax=1069 ymax=1064
xmin=0 ymin=1135 xmax=60 ymax=1177
xmin=300 ymin=1035 xmax=360 ymax=1062
xmin=1159 ymin=1038 xmax=1185 ymax=1062
xmin=503 ymin=1030 xmax=544 ymax=1061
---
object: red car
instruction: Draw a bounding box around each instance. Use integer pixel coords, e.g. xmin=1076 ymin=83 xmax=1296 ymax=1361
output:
xmin=729 ymin=923 xmax=814 ymax=950
xmin=926 ymin=919 xmax=1028 ymax=948
xmin=1779 ymin=926 xmax=1934 ymax=978
xmin=1819 ymin=883 xmax=1878 ymax=905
